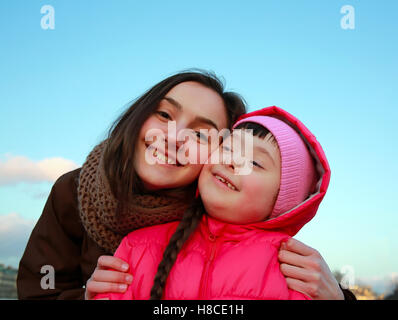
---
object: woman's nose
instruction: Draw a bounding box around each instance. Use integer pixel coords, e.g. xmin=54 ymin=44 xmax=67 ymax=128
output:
xmin=164 ymin=121 xmax=184 ymax=151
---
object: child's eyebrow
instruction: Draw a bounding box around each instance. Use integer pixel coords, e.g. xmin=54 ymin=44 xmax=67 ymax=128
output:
xmin=254 ymin=145 xmax=276 ymax=166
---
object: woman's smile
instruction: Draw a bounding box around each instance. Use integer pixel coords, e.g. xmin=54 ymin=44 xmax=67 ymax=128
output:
xmin=146 ymin=143 xmax=182 ymax=167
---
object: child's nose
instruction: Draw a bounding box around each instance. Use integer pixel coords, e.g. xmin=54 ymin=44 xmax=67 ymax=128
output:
xmin=225 ymin=153 xmax=245 ymax=172
xmin=224 ymin=152 xmax=252 ymax=176
xmin=225 ymin=160 xmax=235 ymax=172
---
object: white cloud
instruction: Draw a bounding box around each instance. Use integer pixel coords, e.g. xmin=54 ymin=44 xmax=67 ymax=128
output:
xmin=0 ymin=154 xmax=79 ymax=186
xmin=0 ymin=213 xmax=37 ymax=268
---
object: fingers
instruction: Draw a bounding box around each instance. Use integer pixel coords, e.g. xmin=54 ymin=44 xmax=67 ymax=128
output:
xmin=85 ymin=269 xmax=132 ymax=300
xmin=92 ymin=269 xmax=133 ymax=284
xmin=85 ymin=255 xmax=132 ymax=300
xmin=97 ymin=255 xmax=130 ymax=272
xmin=86 ymin=279 xmax=129 ymax=295
xmin=278 ymin=247 xmax=311 ymax=269
xmin=280 ymin=263 xmax=320 ymax=283
xmin=279 ymin=239 xmax=337 ymax=300
xmin=285 ymin=277 xmax=319 ymax=299
xmin=282 ymin=238 xmax=317 ymax=257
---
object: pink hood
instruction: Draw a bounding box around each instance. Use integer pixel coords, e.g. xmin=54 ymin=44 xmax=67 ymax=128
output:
xmin=232 ymin=106 xmax=331 ymax=236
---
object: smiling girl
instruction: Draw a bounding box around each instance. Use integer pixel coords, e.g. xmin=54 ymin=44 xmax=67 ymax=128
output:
xmin=93 ymin=106 xmax=334 ymax=300
xmin=17 ymin=70 xmax=246 ymax=299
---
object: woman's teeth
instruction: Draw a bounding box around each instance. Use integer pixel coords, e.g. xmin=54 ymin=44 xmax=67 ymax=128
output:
xmin=153 ymin=149 xmax=175 ymax=165
xmin=215 ymin=175 xmax=236 ymax=191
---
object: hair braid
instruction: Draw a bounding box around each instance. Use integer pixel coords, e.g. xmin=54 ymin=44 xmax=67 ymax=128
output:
xmin=150 ymin=198 xmax=204 ymax=299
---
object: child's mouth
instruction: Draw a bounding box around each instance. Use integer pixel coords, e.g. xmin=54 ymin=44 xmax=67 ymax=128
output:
xmin=213 ymin=174 xmax=238 ymax=191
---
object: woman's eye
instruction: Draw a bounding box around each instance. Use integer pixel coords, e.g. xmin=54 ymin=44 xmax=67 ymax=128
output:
xmin=157 ymin=111 xmax=171 ymax=120
xmin=195 ymin=131 xmax=209 ymax=143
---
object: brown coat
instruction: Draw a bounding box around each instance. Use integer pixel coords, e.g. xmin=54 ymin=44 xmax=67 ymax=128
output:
xmin=17 ymin=168 xmax=109 ymax=299
xmin=16 ymin=169 xmax=356 ymax=300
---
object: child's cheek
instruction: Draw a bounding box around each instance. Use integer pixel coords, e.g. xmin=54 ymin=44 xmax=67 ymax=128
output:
xmin=240 ymin=176 xmax=267 ymax=204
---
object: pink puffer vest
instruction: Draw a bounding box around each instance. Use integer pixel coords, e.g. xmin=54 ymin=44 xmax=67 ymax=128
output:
xmin=94 ymin=106 xmax=331 ymax=300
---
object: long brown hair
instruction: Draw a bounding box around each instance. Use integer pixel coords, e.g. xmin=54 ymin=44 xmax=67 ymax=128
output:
xmin=103 ymin=69 xmax=246 ymax=210
xmin=149 ymin=121 xmax=274 ymax=299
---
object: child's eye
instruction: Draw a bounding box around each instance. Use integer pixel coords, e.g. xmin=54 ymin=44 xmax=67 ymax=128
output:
xmin=157 ymin=111 xmax=172 ymax=120
xmin=251 ymin=160 xmax=264 ymax=169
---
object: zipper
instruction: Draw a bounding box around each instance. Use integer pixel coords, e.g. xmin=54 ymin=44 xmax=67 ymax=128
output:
xmin=198 ymin=232 xmax=218 ymax=299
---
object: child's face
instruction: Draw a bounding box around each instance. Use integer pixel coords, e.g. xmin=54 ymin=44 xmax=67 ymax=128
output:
xmin=198 ymin=130 xmax=281 ymax=224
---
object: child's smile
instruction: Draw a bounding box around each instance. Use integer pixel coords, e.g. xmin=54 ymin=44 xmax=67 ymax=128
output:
xmin=213 ymin=174 xmax=237 ymax=191
xmin=212 ymin=168 xmax=239 ymax=192
xmin=198 ymin=131 xmax=281 ymax=224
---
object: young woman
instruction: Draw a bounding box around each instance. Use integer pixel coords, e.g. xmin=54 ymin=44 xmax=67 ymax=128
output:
xmin=16 ymin=70 xmax=354 ymax=300
xmin=16 ymin=70 xmax=245 ymax=299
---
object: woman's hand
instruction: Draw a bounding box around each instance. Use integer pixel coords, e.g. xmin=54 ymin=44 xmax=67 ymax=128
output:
xmin=85 ymin=255 xmax=133 ymax=300
xmin=278 ymin=238 xmax=344 ymax=300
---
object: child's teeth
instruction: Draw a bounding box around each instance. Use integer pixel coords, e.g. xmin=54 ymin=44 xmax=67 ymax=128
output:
xmin=227 ymin=182 xmax=235 ymax=190
xmin=216 ymin=175 xmax=236 ymax=190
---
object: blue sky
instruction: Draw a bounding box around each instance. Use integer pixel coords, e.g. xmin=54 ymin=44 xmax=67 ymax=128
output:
xmin=1 ymin=0 xmax=397 ymax=291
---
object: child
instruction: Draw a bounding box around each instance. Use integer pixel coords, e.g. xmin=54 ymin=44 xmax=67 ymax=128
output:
xmin=94 ymin=106 xmax=330 ymax=300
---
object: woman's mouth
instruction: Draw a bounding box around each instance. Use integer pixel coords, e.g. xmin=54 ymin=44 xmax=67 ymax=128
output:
xmin=148 ymin=144 xmax=182 ymax=167
xmin=153 ymin=149 xmax=172 ymax=164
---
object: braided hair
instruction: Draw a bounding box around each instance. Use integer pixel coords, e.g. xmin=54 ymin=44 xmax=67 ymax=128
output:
xmin=150 ymin=196 xmax=204 ymax=299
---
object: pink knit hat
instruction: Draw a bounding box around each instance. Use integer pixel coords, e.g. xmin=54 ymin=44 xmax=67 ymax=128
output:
xmin=233 ymin=115 xmax=317 ymax=220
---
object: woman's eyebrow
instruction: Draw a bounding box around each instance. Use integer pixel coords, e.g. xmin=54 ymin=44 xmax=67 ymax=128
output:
xmin=163 ymin=96 xmax=219 ymax=130
xmin=163 ymin=96 xmax=182 ymax=111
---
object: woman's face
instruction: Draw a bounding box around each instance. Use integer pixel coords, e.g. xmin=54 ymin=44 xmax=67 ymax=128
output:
xmin=134 ymin=81 xmax=228 ymax=190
